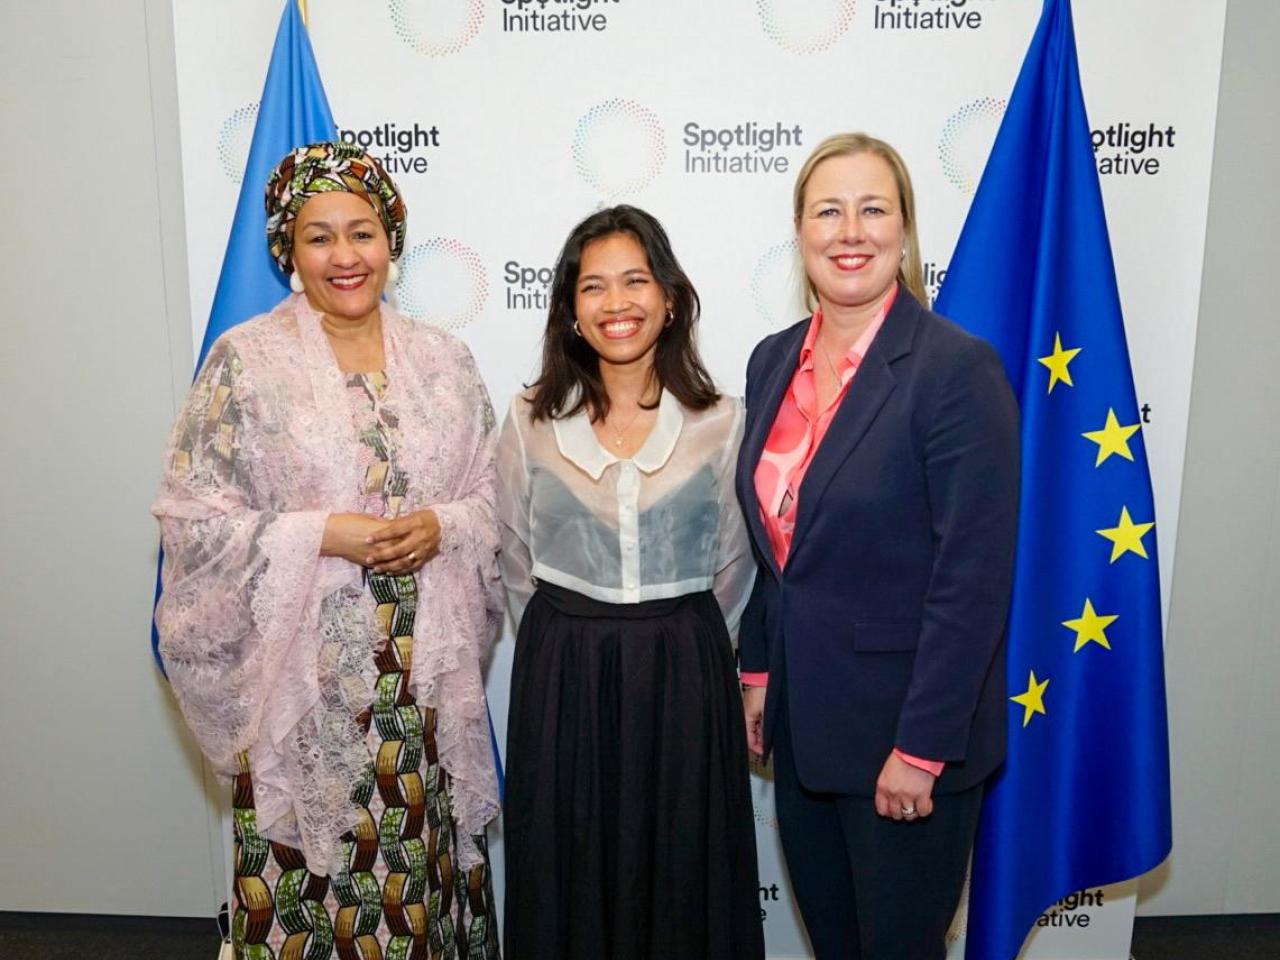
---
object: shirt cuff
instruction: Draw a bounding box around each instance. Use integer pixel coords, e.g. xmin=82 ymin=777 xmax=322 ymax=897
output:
xmin=739 ymin=672 xmax=769 ymax=687
xmin=894 ymin=748 xmax=945 ymax=777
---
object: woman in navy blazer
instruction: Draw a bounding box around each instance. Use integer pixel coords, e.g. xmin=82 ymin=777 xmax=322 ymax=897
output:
xmin=737 ymin=133 xmax=1020 ymax=959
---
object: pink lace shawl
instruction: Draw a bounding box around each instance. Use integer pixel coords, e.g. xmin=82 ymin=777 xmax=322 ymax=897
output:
xmin=153 ymin=294 xmax=502 ymax=874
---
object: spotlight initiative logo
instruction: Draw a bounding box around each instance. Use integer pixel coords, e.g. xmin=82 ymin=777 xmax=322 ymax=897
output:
xmin=504 ymin=260 xmax=555 ymax=311
xmin=395 ymin=238 xmax=489 ymax=329
xmin=339 ymin=121 xmax=441 ymax=176
xmin=388 ymin=0 xmax=485 ymax=57
xmin=923 ymin=260 xmax=948 ymax=304
xmin=873 ymin=0 xmax=996 ymax=32
xmin=501 ymin=0 xmax=623 ymax=33
xmin=1091 ymin=121 xmax=1178 ymax=176
xmin=682 ymin=120 xmax=805 ymax=175
xmin=217 ymin=102 xmax=258 ymax=183
xmin=756 ymin=0 xmax=856 ymax=55
xmin=572 ymin=99 xmax=665 ymax=198
xmin=939 ymin=97 xmax=1006 ymax=194
xmin=751 ymin=240 xmax=801 ymax=329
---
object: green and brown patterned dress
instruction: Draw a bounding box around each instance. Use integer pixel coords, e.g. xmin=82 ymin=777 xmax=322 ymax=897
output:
xmin=231 ymin=372 xmax=500 ymax=960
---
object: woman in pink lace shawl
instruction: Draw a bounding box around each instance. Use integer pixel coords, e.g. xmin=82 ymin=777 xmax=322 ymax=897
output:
xmin=153 ymin=142 xmax=502 ymax=958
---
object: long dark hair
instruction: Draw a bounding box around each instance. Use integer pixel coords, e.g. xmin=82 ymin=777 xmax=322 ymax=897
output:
xmin=528 ymin=205 xmax=719 ymax=422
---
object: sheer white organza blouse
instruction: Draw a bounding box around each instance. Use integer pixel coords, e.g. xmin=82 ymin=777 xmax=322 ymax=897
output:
xmin=495 ymin=389 xmax=755 ymax=640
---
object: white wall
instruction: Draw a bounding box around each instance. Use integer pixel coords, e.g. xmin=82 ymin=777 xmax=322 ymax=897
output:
xmin=0 ymin=0 xmax=1275 ymax=920
xmin=0 ymin=0 xmax=222 ymax=916
xmin=1137 ymin=0 xmax=1280 ymax=917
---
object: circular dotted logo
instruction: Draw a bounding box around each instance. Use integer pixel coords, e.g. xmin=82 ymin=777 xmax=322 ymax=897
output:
xmin=939 ymin=97 xmax=1007 ymax=194
xmin=394 ymin=238 xmax=489 ymax=330
xmin=757 ymin=0 xmax=856 ymax=55
xmin=217 ymin=102 xmax=258 ymax=183
xmin=572 ymin=99 xmax=666 ymax=199
xmin=388 ymin=0 xmax=485 ymax=57
xmin=751 ymin=239 xmax=803 ymax=329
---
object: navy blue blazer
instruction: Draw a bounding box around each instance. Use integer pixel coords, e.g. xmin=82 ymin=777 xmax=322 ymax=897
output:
xmin=736 ymin=290 xmax=1020 ymax=797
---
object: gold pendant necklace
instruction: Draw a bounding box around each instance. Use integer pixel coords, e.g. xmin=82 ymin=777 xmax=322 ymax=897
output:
xmin=608 ymin=406 xmax=644 ymax=447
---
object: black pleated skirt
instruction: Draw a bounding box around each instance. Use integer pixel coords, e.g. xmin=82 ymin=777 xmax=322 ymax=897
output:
xmin=503 ymin=582 xmax=765 ymax=960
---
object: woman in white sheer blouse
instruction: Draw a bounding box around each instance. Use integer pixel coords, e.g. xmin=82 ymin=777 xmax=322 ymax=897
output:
xmin=496 ymin=205 xmax=764 ymax=960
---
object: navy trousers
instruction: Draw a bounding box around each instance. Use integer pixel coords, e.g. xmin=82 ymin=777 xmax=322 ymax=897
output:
xmin=772 ymin=697 xmax=983 ymax=960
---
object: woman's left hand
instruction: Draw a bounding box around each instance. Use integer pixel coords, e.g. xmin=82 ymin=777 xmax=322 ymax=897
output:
xmin=364 ymin=509 xmax=441 ymax=574
xmin=874 ymin=751 xmax=936 ymax=821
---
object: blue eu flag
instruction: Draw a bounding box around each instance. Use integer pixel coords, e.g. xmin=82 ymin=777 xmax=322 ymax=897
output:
xmin=153 ymin=0 xmax=336 ymax=668
xmin=934 ymin=1 xmax=1172 ymax=956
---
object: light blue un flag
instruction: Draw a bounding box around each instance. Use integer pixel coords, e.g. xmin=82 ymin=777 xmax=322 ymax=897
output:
xmin=152 ymin=0 xmax=335 ymax=667
xmin=934 ymin=1 xmax=1173 ymax=957
xmin=197 ymin=0 xmax=336 ymax=364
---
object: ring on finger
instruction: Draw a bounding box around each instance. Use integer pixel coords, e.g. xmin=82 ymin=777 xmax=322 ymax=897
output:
xmin=901 ymin=804 xmax=917 ymax=817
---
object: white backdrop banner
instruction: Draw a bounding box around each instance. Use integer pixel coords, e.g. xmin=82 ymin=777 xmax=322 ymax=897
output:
xmin=172 ymin=1 xmax=1225 ymax=956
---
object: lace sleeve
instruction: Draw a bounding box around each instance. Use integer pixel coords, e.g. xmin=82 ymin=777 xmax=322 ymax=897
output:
xmin=151 ymin=337 xmax=330 ymax=775
xmin=495 ymin=398 xmax=535 ymax=632
xmin=407 ymin=337 xmax=503 ymax=862
xmin=712 ymin=399 xmax=755 ymax=644
xmin=421 ymin=339 xmax=503 ymax=659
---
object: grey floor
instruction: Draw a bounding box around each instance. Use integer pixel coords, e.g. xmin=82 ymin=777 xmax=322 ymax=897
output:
xmin=1131 ymin=913 xmax=1280 ymax=959
xmin=0 ymin=913 xmax=219 ymax=960
xmin=0 ymin=911 xmax=1276 ymax=959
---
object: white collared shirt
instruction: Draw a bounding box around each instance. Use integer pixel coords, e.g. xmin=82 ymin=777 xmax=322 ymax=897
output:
xmin=496 ymin=390 xmax=754 ymax=640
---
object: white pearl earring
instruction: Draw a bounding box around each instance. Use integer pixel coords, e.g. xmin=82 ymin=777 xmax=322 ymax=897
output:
xmin=289 ymin=272 xmax=304 ymax=294
xmin=387 ymin=261 xmax=401 ymax=286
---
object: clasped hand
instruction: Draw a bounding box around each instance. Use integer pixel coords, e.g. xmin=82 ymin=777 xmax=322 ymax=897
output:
xmin=322 ymin=510 xmax=441 ymax=575
xmin=874 ymin=750 xmax=936 ymax=821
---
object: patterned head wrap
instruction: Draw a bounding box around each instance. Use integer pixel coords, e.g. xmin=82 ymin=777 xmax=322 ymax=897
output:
xmin=264 ymin=141 xmax=407 ymax=274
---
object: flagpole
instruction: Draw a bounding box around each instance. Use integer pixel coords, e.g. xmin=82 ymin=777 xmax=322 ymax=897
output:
xmin=298 ymin=0 xmax=308 ymax=27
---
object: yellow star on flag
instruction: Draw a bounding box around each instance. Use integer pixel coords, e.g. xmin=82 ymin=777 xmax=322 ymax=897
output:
xmin=1011 ymin=670 xmax=1049 ymax=727
xmin=1096 ymin=506 xmax=1155 ymax=563
xmin=1038 ymin=333 xmax=1082 ymax=393
xmin=1062 ymin=598 xmax=1118 ymax=652
xmin=1082 ymin=408 xmax=1141 ymax=467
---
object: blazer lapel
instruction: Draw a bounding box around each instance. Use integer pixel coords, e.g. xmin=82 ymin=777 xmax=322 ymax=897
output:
xmin=790 ymin=293 xmax=922 ymax=553
xmin=739 ymin=322 xmax=809 ymax=580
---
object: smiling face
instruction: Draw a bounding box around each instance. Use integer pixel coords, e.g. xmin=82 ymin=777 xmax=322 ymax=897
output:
xmin=290 ymin=191 xmax=391 ymax=326
xmin=797 ymin=151 xmax=905 ymax=319
xmin=573 ymin=232 xmax=673 ymax=375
